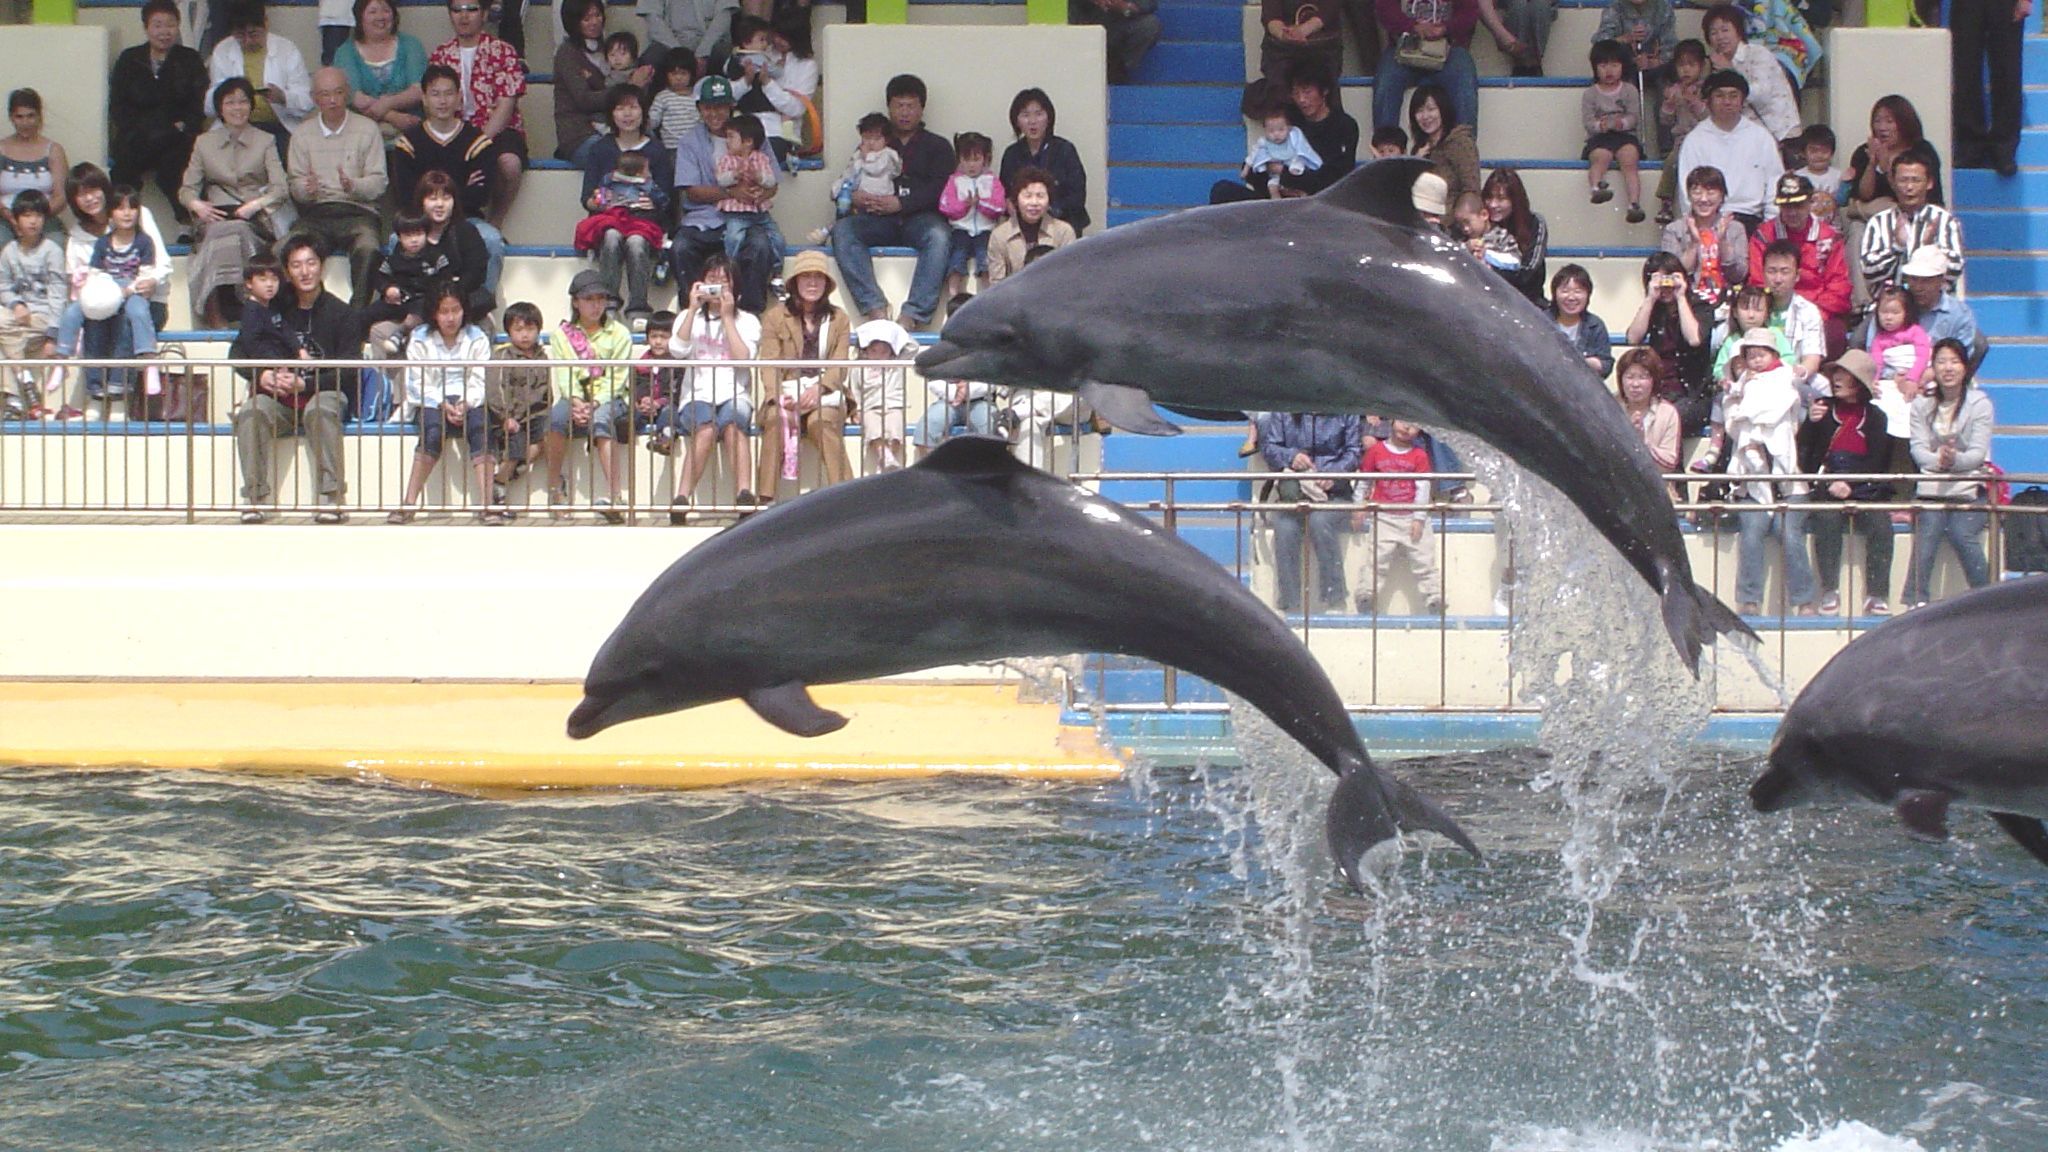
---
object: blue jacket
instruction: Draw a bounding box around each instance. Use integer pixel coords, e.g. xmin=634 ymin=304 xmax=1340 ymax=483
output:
xmin=1258 ymin=412 xmax=1363 ymax=500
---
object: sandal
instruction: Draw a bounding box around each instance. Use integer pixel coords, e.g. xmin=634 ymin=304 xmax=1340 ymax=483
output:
xmin=386 ymin=508 xmax=416 ymax=525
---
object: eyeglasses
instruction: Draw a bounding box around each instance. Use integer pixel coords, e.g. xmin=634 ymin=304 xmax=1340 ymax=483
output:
xmin=449 ymin=4 xmax=482 ymax=12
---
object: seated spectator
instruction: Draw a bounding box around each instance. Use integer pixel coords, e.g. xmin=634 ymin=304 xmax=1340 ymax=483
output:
xmin=556 ymin=0 xmax=627 ymax=164
xmin=639 ymin=0 xmax=737 ymax=74
xmin=1759 ymin=239 xmax=1825 ymax=389
xmin=1583 ymin=40 xmax=1647 ymax=223
xmin=109 ymin=0 xmax=209 ymax=223
xmin=1615 ymin=348 xmax=1681 ymax=500
xmin=671 ymin=77 xmax=740 ymax=297
xmin=670 ymin=254 xmax=760 ymax=511
xmin=0 ymin=89 xmax=70 ymax=244
xmin=987 ymin=167 xmax=1076 ymax=286
xmin=1408 ymin=83 xmax=1478 ymax=209
xmin=393 ymin=65 xmax=505 ymax=298
xmin=1260 ymin=0 xmax=1343 ymax=89
xmin=181 ymin=78 xmax=292 ymax=327
xmin=768 ymin=7 xmax=818 ymax=112
xmin=429 ymin=0 xmax=526 ymax=228
xmin=999 ymin=88 xmax=1092 ymax=234
xmin=1212 ymin=66 xmax=1360 ymax=206
xmin=1370 ymin=126 xmax=1408 ymax=159
xmin=1661 ymin=165 xmax=1747 ymax=311
xmin=1798 ymin=350 xmax=1894 ymax=616
xmin=1901 ymin=339 xmax=1995 ymax=607
xmin=940 ymin=132 xmax=1005 ymax=300
xmin=715 ymin=113 xmax=785 ymax=288
xmin=390 ymin=282 xmax=495 ymax=523
xmin=231 ymin=235 xmax=360 ymax=523
xmin=287 ymin=68 xmax=389 ymax=306
xmin=1653 ymin=39 xmax=1708 ymax=225
xmin=1626 ymin=252 xmax=1713 ymax=433
xmin=1072 ymin=0 xmax=1162 ymax=84
xmin=1723 ymin=330 xmax=1812 ymax=616
xmin=1359 ymin=418 xmax=1446 ymax=615
xmin=1711 ymin=282 xmax=1790 ymax=391
xmin=488 ymin=301 xmax=553 ymax=498
xmin=915 ymin=354 xmax=996 ymax=457
xmin=0 ymin=191 xmax=65 ymax=418
xmin=755 ymin=249 xmax=852 ymax=498
xmin=1241 ymin=105 xmax=1324 ymax=200
xmin=412 ymin=169 xmax=497 ymax=321
xmin=1900 ymin=244 xmax=1982 ymax=354
xmin=1373 ymin=0 xmax=1480 ymax=135
xmin=1257 ymin=411 xmax=1360 ymax=616
xmin=1453 ymin=190 xmax=1522 ymax=279
xmin=648 ymin=48 xmax=704 ymax=155
xmin=1677 ymin=71 xmax=1783 ymax=236
xmin=544 ymin=269 xmax=638 ymax=520
xmin=1749 ymin=173 xmax=1850 ymax=358
xmin=829 ymin=74 xmax=954 ymax=330
xmin=1845 ymin=95 xmax=1946 ymax=213
xmin=605 ymin=32 xmax=647 ymax=92
xmin=1866 ymin=283 xmax=1929 ymax=415
xmin=821 ymin=113 xmax=900 ymax=236
xmin=208 ymin=1 xmax=315 ymax=156
xmin=1700 ymin=3 xmax=1800 ymax=142
xmin=724 ymin=16 xmax=806 ymax=165
xmin=1857 ymin=149 xmax=1961 ymax=291
xmin=578 ymin=85 xmax=671 ymax=325
xmin=334 ymin=0 xmax=427 ymax=140
xmin=50 ymin=166 xmax=171 ymax=418
xmin=1950 ymin=0 xmax=2023 ymax=173
xmin=61 ymin=187 xmax=167 ymax=400
xmin=1549 ymin=263 xmax=1612 ymax=378
xmin=1481 ymin=168 xmax=1548 ymax=305
xmin=364 ymin=208 xmax=434 ymax=355
xmin=1597 ymin=0 xmax=1676 ymax=87
xmin=1483 ymin=0 xmax=1554 ymax=77
xmin=1792 ymin=124 xmax=1845 ymax=203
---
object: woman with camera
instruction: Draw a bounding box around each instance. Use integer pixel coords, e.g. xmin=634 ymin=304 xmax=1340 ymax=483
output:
xmin=669 ymin=255 xmax=762 ymax=514
xmin=1626 ymin=251 xmax=1714 ymax=436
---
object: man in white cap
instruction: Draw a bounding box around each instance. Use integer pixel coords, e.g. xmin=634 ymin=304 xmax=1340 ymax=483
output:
xmin=1900 ymin=244 xmax=1983 ymax=358
xmin=1411 ymin=170 xmax=1448 ymax=227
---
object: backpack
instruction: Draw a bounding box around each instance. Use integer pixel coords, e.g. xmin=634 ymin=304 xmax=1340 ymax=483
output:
xmin=2002 ymin=486 xmax=2048 ymax=574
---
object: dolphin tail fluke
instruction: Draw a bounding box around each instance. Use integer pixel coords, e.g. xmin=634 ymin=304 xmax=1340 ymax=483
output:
xmin=1988 ymin=813 xmax=2048 ymax=865
xmin=1658 ymin=559 xmax=1759 ymax=676
xmin=1325 ymin=752 xmax=1482 ymax=892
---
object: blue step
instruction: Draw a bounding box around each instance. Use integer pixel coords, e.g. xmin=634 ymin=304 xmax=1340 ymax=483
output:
xmin=1130 ymin=41 xmax=1245 ymax=85
xmin=1109 ymin=84 xmax=1243 ymax=124
xmin=1959 ymin=255 xmax=2048 ymax=293
xmin=1964 ymin=294 xmax=2048 ymax=334
xmin=2016 ymin=129 xmax=2048 ymax=167
xmin=1108 ymin=206 xmax=1175 ymax=227
xmin=1984 ymin=383 xmax=2048 ymax=424
xmin=1993 ymin=433 xmax=2048 ymax=472
xmin=1954 ymin=168 xmax=2048 ymax=206
xmin=1158 ymin=5 xmax=1242 ymax=40
xmin=1957 ymin=209 xmax=2048 ymax=251
xmin=2022 ymin=88 xmax=2048 ymax=125
xmin=1110 ymin=122 xmax=1245 ymax=164
xmin=2026 ymin=38 xmax=2048 ymax=77
xmin=1108 ymin=163 xmax=1236 ymax=206
xmin=1975 ymin=341 xmax=2048 ymax=380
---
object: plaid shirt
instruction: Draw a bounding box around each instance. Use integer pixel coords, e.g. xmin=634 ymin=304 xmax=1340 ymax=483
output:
xmin=428 ymin=35 xmax=527 ymax=135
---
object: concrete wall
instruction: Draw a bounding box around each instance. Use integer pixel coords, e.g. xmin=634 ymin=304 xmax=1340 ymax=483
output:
xmin=0 ymin=26 xmax=111 ymax=180
xmin=1827 ymin=27 xmax=1952 ymax=204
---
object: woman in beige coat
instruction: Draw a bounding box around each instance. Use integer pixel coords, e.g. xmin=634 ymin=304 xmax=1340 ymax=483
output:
xmin=986 ymin=166 xmax=1077 ymax=285
xmin=181 ymin=78 xmax=292 ymax=325
xmin=755 ymin=249 xmax=854 ymax=498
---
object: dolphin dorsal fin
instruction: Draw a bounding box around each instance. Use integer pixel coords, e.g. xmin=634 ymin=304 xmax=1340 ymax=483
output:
xmin=1318 ymin=157 xmax=1432 ymax=229
xmin=914 ymin=435 xmax=1032 ymax=476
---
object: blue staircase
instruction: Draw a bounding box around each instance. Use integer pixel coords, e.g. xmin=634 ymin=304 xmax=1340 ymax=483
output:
xmin=1956 ymin=7 xmax=2048 ymax=486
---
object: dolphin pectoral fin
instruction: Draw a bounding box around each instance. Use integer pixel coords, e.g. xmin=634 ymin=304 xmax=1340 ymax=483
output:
xmin=1317 ymin=156 xmax=1431 ymax=228
xmin=1894 ymin=790 xmax=1955 ymax=842
xmin=744 ymin=681 xmax=849 ymax=737
xmin=1079 ymin=382 xmax=1182 ymax=437
xmin=1988 ymin=813 xmax=2048 ymax=865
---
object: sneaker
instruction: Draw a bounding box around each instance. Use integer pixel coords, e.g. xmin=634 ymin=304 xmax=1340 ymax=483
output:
xmin=669 ymin=495 xmax=692 ymax=526
xmin=1424 ymin=597 xmax=1445 ymax=616
xmin=1863 ymin=596 xmax=1891 ymax=616
xmin=1738 ymin=602 xmax=1761 ymax=616
xmin=1816 ymin=591 xmax=1840 ymax=613
xmin=238 ymin=509 xmax=267 ymax=524
xmin=386 ymin=508 xmax=415 ymax=524
xmin=1590 ymin=183 xmax=1615 ymax=205
xmin=594 ymin=496 xmax=624 ymax=524
xmin=1625 ymin=202 xmax=1646 ymax=224
xmin=314 ymin=506 xmax=347 ymax=525
xmin=1655 ymin=199 xmax=1675 ymax=226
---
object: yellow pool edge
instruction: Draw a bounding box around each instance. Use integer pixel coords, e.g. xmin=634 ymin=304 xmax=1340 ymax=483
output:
xmin=0 ymin=680 xmax=1128 ymax=791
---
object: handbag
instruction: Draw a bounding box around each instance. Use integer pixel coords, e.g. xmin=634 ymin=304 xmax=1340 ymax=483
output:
xmin=126 ymin=343 xmax=209 ymax=423
xmin=1396 ymin=32 xmax=1449 ymax=72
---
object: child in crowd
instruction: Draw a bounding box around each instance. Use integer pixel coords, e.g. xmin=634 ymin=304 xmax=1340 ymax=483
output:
xmin=939 ymin=132 xmax=1007 ymax=302
xmin=829 ymin=113 xmax=901 ymax=221
xmin=716 ymin=114 xmax=785 ymax=267
xmin=1584 ymin=40 xmax=1646 ymax=223
xmin=1359 ymin=419 xmax=1444 ymax=616
xmin=488 ymin=301 xmax=553 ymax=502
xmin=1723 ymin=329 xmax=1810 ymax=614
xmin=1694 ymin=283 xmax=1790 ymax=497
xmin=1866 ymin=284 xmax=1929 ymax=427
xmin=1369 ymin=126 xmax=1408 ymax=159
xmin=647 ymin=48 xmax=702 ymax=151
xmin=1661 ymin=165 xmax=1745 ymax=311
xmin=366 ymin=210 xmax=437 ymax=357
xmin=391 ymin=283 xmax=496 ymax=524
xmin=1453 ymin=191 xmax=1522 ymax=277
xmin=727 ymin=16 xmax=798 ymax=165
xmin=1244 ymin=106 xmax=1321 ymax=198
xmin=1795 ymin=124 xmax=1846 ymax=202
xmin=0 ymin=191 xmax=67 ymax=417
xmin=64 ymin=186 xmax=166 ymax=402
xmin=852 ymin=317 xmax=914 ymax=473
xmin=637 ymin=309 xmax=683 ymax=455
xmin=604 ymin=32 xmax=643 ymax=90
xmin=1654 ymin=39 xmax=1709 ymax=224
xmin=234 ymin=251 xmax=300 ymax=366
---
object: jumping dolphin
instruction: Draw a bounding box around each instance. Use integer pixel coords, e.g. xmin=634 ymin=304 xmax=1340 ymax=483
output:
xmin=1752 ymin=577 xmax=2048 ymax=864
xmin=915 ymin=157 xmax=1753 ymax=674
xmin=567 ymin=436 xmax=1481 ymax=887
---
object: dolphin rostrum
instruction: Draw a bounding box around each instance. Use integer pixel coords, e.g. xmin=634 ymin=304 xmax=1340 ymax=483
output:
xmin=1752 ymin=577 xmax=2048 ymax=864
xmin=915 ymin=157 xmax=1754 ymax=674
xmin=567 ymin=436 xmax=1481 ymax=887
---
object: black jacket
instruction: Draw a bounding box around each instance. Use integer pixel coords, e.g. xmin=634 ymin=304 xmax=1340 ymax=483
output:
xmin=108 ymin=44 xmax=208 ymax=150
xmin=279 ymin=291 xmax=364 ymax=394
xmin=888 ymin=124 xmax=957 ymax=219
xmin=1797 ymin=399 xmax=1892 ymax=501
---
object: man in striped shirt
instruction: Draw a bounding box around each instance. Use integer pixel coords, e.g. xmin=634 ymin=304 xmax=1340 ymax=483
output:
xmin=1858 ymin=150 xmax=1963 ymax=289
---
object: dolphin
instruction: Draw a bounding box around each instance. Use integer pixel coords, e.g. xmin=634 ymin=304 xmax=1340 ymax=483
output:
xmin=915 ymin=157 xmax=1754 ymax=674
xmin=1751 ymin=577 xmax=2048 ymax=864
xmin=567 ymin=436 xmax=1481 ymax=887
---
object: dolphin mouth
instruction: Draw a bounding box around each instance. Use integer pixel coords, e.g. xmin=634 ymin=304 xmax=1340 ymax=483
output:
xmin=565 ymin=694 xmax=616 ymax=740
xmin=913 ymin=339 xmax=967 ymax=376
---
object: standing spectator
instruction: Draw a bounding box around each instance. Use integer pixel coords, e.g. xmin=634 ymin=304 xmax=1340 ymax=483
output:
xmin=1549 ymin=263 xmax=1613 ymax=377
xmin=287 ymin=68 xmax=388 ymax=307
xmin=208 ymin=2 xmax=316 ymax=155
xmin=0 ymin=192 xmax=65 ymax=417
xmin=1358 ymin=419 xmax=1446 ymax=616
xmin=181 ymin=78 xmax=292 ymax=326
xmin=639 ymin=0 xmax=737 ymax=73
xmin=543 ymin=269 xmax=637 ymax=520
xmin=1408 ymin=83 xmax=1479 ymax=208
xmin=428 ymin=0 xmax=527 ymax=229
xmin=334 ymin=0 xmax=428 ymax=140
xmin=1858 ymin=150 xmax=1962 ymax=291
xmin=393 ymin=65 xmax=505 ymax=297
xmin=755 ymin=249 xmax=852 ymax=498
xmin=555 ymin=0 xmax=624 ymax=163
xmin=1257 ymin=410 xmax=1360 ymax=616
xmin=986 ymin=167 xmax=1076 ymax=285
xmin=390 ymin=283 xmax=496 ymax=523
xmin=1748 ymin=173 xmax=1851 ymax=358
xmin=1901 ymin=338 xmax=1996 ymax=607
xmin=232 ymin=235 xmax=359 ymax=524
xmin=1480 ymin=168 xmax=1548 ymax=305
xmin=830 ymin=74 xmax=954 ymax=330
xmin=578 ymin=85 xmax=670 ymax=325
xmin=1700 ymin=3 xmax=1799 ymax=142
xmin=1900 ymin=244 xmax=1983 ymax=354
xmin=670 ymin=254 xmax=761 ymax=510
xmin=1677 ymin=70 xmax=1783 ymax=234
xmin=1653 ymin=39 xmax=1708 ymax=224
xmin=852 ymin=318 xmax=915 ymax=474
xmin=1485 ymin=0 xmax=1555 ymax=77
xmin=109 ymin=0 xmax=209 ymax=223
xmin=1582 ymin=39 xmax=1646 ymax=223
xmin=1626 ymin=251 xmax=1713 ymax=433
xmin=1260 ymin=0 xmax=1343 ymax=90
xmin=1373 ymin=0 xmax=1481 ymax=134
xmin=1949 ymin=0 xmax=2028 ymax=175
xmin=1616 ymin=347 xmax=1682 ymax=500
xmin=0 ymin=90 xmax=70 ymax=244
xmin=1072 ymin=0 xmax=1162 ymax=84
xmin=1661 ymin=165 xmax=1747 ymax=311
xmin=1799 ymin=350 xmax=1894 ymax=615
xmin=999 ymin=88 xmax=1092 ymax=235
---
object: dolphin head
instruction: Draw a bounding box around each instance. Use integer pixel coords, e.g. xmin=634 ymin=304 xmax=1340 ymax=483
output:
xmin=1752 ymin=718 xmax=1845 ymax=812
xmin=566 ymin=610 xmax=738 ymax=740
xmin=916 ymin=266 xmax=1099 ymax=391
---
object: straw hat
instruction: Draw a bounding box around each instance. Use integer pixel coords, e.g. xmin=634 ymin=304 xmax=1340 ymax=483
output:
xmin=783 ymin=249 xmax=838 ymax=296
xmin=1733 ymin=330 xmax=1781 ymax=355
xmin=1824 ymin=348 xmax=1878 ymax=394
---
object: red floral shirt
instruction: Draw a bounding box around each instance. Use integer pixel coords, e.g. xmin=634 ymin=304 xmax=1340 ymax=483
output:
xmin=428 ymin=35 xmax=527 ymax=135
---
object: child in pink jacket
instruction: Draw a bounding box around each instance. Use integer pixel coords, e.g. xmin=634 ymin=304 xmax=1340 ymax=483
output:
xmin=939 ymin=131 xmax=1008 ymax=301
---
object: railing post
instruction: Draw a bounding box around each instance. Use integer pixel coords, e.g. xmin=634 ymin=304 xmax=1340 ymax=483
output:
xmin=1161 ymin=475 xmax=1178 ymax=708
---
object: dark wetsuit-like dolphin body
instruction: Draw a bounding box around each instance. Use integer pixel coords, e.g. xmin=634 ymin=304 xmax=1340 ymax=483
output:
xmin=1752 ymin=577 xmax=2048 ymax=864
xmin=915 ymin=157 xmax=1755 ymax=675
xmin=567 ymin=437 xmax=1480 ymax=888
